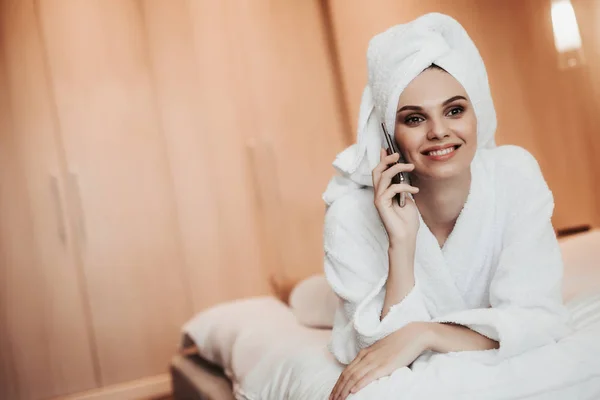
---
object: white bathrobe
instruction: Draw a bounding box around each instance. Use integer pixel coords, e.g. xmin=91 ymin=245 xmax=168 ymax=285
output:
xmin=321 ymin=13 xmax=572 ymax=367
xmin=324 ymin=145 xmax=572 ymax=365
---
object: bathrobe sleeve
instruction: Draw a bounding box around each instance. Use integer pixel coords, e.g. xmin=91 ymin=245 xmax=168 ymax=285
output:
xmin=323 ymin=188 xmax=432 ymax=364
xmin=433 ymin=146 xmax=572 ymax=359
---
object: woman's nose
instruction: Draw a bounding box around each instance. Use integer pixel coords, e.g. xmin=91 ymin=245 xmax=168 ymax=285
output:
xmin=427 ymin=117 xmax=449 ymax=140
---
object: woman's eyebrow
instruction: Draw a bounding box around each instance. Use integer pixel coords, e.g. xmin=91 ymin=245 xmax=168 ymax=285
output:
xmin=442 ymin=95 xmax=467 ymax=106
xmin=396 ymin=105 xmax=422 ymax=114
xmin=396 ymin=95 xmax=467 ymax=114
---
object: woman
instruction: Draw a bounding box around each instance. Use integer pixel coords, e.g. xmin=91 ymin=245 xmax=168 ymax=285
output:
xmin=322 ymin=13 xmax=571 ymax=400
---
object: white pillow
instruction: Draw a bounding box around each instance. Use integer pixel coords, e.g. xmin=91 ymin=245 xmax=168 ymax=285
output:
xmin=284 ymin=230 xmax=600 ymax=329
xmin=289 ymin=274 xmax=339 ymax=329
xmin=182 ymin=296 xmax=297 ymax=379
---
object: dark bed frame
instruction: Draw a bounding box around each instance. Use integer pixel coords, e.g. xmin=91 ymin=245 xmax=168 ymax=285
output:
xmin=170 ymin=334 xmax=235 ymax=400
xmin=170 ymin=353 xmax=234 ymax=400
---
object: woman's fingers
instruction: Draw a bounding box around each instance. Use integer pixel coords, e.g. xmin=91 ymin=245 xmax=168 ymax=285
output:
xmin=386 ymin=161 xmax=415 ymax=177
xmin=332 ymin=363 xmax=365 ymax=400
xmin=372 ymin=149 xmax=400 ymax=187
xmin=337 ymin=361 xmax=374 ymax=400
xmin=376 ymin=163 xmax=415 ymax=197
xmin=373 ymin=148 xmax=399 ymax=172
xmin=377 ymin=183 xmax=419 ymax=204
xmin=350 ymin=366 xmax=392 ymax=395
xmin=330 ymin=351 xmax=367 ymax=400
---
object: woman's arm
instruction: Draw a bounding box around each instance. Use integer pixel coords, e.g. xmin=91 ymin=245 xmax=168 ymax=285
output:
xmin=324 ymin=189 xmax=431 ymax=365
xmin=425 ymin=322 xmax=499 ymax=353
xmin=330 ymin=320 xmax=497 ymax=399
xmin=381 ymin=246 xmax=415 ymax=320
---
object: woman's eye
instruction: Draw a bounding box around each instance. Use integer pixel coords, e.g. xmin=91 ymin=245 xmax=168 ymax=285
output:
xmin=447 ymin=106 xmax=464 ymax=117
xmin=404 ymin=115 xmax=424 ymax=125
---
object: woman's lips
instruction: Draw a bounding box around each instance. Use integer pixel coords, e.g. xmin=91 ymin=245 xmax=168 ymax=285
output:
xmin=423 ymin=145 xmax=460 ymax=161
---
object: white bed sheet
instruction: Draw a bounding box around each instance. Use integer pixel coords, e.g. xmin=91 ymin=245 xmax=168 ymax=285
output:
xmin=183 ymin=230 xmax=600 ymax=399
xmin=184 ymin=292 xmax=600 ymax=400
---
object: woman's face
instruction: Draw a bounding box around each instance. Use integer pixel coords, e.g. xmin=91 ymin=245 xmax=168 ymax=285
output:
xmin=394 ymin=68 xmax=477 ymax=180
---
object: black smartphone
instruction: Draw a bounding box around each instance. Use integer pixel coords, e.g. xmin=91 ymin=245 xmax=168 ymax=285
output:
xmin=380 ymin=123 xmax=408 ymax=207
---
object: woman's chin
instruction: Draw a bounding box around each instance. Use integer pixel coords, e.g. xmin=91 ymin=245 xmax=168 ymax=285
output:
xmin=416 ymin=161 xmax=469 ymax=180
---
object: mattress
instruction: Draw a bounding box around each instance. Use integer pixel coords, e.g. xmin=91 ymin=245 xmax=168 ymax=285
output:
xmin=175 ymin=229 xmax=600 ymax=399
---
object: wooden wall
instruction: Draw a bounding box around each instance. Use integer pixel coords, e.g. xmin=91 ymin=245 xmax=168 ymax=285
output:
xmin=0 ymin=0 xmax=346 ymax=398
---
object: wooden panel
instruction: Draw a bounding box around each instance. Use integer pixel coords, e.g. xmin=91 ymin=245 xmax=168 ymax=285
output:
xmin=513 ymin=0 xmax=598 ymax=228
xmin=0 ymin=25 xmax=28 ymax=400
xmin=0 ymin=0 xmax=98 ymax=398
xmin=142 ymin=0 xmax=347 ymax=311
xmin=35 ymin=0 xmax=192 ymax=386
xmin=207 ymin=0 xmax=347 ymax=282
xmin=326 ymin=0 xmax=599 ymax=229
xmin=51 ymin=374 xmax=170 ymax=400
xmin=572 ymin=0 xmax=600 ymax=223
xmin=139 ymin=0 xmax=267 ymax=309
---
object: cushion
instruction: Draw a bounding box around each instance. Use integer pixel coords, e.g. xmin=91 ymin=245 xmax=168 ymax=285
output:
xmin=289 ymin=274 xmax=339 ymax=328
xmin=286 ymin=229 xmax=600 ymax=328
xmin=182 ymin=297 xmax=297 ymax=380
xmin=560 ymin=229 xmax=600 ymax=302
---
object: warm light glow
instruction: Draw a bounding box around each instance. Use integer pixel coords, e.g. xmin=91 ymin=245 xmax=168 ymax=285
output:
xmin=551 ymin=0 xmax=582 ymax=53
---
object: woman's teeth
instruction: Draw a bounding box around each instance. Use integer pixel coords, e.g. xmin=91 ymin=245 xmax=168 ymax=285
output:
xmin=427 ymin=146 xmax=456 ymax=156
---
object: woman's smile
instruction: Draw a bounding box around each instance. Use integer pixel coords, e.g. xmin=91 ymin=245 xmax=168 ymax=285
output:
xmin=422 ymin=144 xmax=461 ymax=161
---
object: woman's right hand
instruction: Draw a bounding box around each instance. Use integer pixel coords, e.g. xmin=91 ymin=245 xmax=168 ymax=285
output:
xmin=372 ymin=148 xmax=420 ymax=249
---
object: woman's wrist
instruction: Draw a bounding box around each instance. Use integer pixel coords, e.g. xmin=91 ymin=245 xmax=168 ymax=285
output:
xmin=388 ymin=244 xmax=416 ymax=272
xmin=421 ymin=322 xmax=499 ymax=353
xmin=409 ymin=322 xmax=437 ymax=352
xmin=381 ymin=246 xmax=416 ymax=320
xmin=421 ymin=322 xmax=467 ymax=353
xmin=388 ymin=236 xmax=416 ymax=252
xmin=421 ymin=322 xmax=441 ymax=352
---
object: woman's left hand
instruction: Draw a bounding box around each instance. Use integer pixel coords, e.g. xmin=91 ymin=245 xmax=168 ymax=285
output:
xmin=329 ymin=322 xmax=432 ymax=400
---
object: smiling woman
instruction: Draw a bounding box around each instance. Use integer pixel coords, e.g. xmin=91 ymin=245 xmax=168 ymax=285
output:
xmin=323 ymin=13 xmax=572 ymax=400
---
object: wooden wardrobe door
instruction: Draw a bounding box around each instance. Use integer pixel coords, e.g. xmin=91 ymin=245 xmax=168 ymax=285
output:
xmin=198 ymin=0 xmax=348 ymax=283
xmin=140 ymin=0 xmax=269 ymax=310
xmin=0 ymin=0 xmax=98 ymax=398
xmin=141 ymin=0 xmax=348 ymax=308
xmin=36 ymin=0 xmax=192 ymax=385
xmin=0 ymin=56 xmax=22 ymax=400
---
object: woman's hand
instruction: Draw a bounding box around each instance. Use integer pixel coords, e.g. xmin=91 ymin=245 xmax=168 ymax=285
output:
xmin=372 ymin=148 xmax=420 ymax=248
xmin=329 ymin=322 xmax=431 ymax=400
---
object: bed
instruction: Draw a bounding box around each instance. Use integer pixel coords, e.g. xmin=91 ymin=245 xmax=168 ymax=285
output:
xmin=171 ymin=227 xmax=600 ymax=400
xmin=170 ymin=348 xmax=235 ymax=400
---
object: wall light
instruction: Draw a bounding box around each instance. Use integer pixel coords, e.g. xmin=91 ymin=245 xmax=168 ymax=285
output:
xmin=551 ymin=0 xmax=585 ymax=69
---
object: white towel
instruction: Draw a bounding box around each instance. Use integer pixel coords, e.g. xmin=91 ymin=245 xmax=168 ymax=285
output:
xmin=322 ymin=13 xmax=572 ymax=367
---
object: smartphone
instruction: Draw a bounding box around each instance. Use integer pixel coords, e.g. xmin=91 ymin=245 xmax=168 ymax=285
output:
xmin=380 ymin=123 xmax=408 ymax=207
